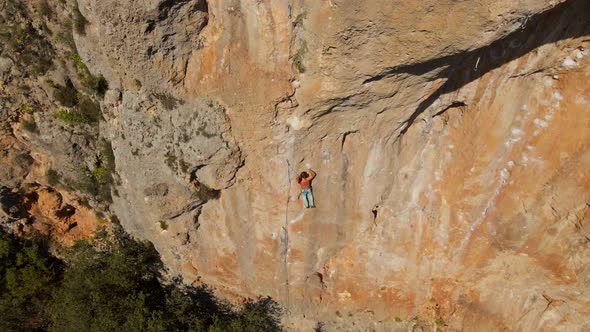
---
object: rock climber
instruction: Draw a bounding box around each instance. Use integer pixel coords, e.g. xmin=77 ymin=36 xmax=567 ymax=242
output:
xmin=288 ymin=3 xmax=292 ymax=19
xmin=296 ymin=169 xmax=316 ymax=208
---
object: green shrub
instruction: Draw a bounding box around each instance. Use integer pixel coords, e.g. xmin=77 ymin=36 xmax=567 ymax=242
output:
xmin=97 ymin=184 xmax=112 ymax=203
xmin=92 ymin=167 xmax=110 ymax=185
xmin=55 ymin=92 xmax=100 ymax=125
xmin=56 ymin=108 xmax=90 ymax=125
xmin=65 ymin=168 xmax=99 ymax=196
xmin=80 ymin=73 xmax=108 ymax=97
xmin=0 ymin=217 xmax=284 ymax=332
xmin=46 ymin=168 xmax=60 ymax=186
xmin=69 ymin=53 xmax=84 ymax=70
xmin=69 ymin=53 xmax=109 ymax=97
xmin=36 ymin=0 xmax=53 ymax=18
xmin=154 ymin=93 xmax=183 ymax=111
xmin=293 ymin=10 xmax=307 ymax=27
xmin=73 ymin=5 xmax=88 ymax=35
xmin=100 ymin=140 xmax=116 ymax=174
xmin=53 ymin=79 xmax=78 ymax=107
xmin=48 ymin=229 xmax=283 ymax=332
xmin=20 ymin=103 xmax=33 ymax=114
xmin=91 ymin=74 xmax=108 ymax=97
xmin=1 ymin=16 xmax=54 ymax=77
xmin=22 ymin=119 xmax=38 ymax=133
xmin=0 ymin=229 xmax=62 ymax=331
xmin=159 ymin=221 xmax=168 ymax=230
xmin=208 ymin=297 xmax=282 ymax=332
xmin=76 ymin=94 xmax=101 ymax=122
xmin=56 ymin=29 xmax=75 ymax=49
xmin=292 ymin=39 xmax=307 ymax=73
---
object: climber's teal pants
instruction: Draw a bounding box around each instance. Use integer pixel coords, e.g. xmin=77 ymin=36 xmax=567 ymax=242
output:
xmin=301 ymin=188 xmax=315 ymax=208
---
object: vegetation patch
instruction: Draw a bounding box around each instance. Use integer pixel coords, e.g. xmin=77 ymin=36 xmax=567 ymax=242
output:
xmin=0 ymin=2 xmax=54 ymax=77
xmin=69 ymin=53 xmax=108 ymax=97
xmin=64 ymin=168 xmax=98 ymax=196
xmin=55 ymin=23 xmax=75 ymax=50
xmin=293 ymin=10 xmax=307 ymax=28
xmin=0 ymin=226 xmax=283 ymax=331
xmin=19 ymin=103 xmax=33 ymax=114
xmin=35 ymin=0 xmax=53 ymax=19
xmin=100 ymin=140 xmax=116 ymax=175
xmin=46 ymin=168 xmax=60 ymax=186
xmin=76 ymin=94 xmax=101 ymax=122
xmin=159 ymin=220 xmax=168 ymax=230
xmin=56 ymin=108 xmax=90 ymax=125
xmin=73 ymin=3 xmax=89 ymax=35
xmin=22 ymin=119 xmax=38 ymax=133
xmin=92 ymin=167 xmax=110 ymax=185
xmin=0 ymin=229 xmax=62 ymax=331
xmin=55 ymin=91 xmax=101 ymax=126
xmin=82 ymin=73 xmax=108 ymax=97
xmin=292 ymin=39 xmax=308 ymax=73
xmin=53 ymin=79 xmax=78 ymax=107
xmin=154 ymin=93 xmax=184 ymax=111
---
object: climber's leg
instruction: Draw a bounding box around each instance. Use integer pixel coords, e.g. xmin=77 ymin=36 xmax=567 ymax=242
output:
xmin=302 ymin=189 xmax=310 ymax=208
xmin=308 ymin=189 xmax=315 ymax=208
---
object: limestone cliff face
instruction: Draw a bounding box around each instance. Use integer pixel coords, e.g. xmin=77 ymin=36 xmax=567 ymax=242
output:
xmin=2 ymin=0 xmax=590 ymax=330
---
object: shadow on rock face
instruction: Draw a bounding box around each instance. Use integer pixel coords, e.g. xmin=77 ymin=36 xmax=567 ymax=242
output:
xmin=363 ymin=0 xmax=590 ymax=140
xmin=0 ymin=186 xmax=29 ymax=220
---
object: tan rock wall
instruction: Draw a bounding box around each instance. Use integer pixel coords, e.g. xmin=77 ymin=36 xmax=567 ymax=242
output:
xmin=26 ymin=0 xmax=588 ymax=330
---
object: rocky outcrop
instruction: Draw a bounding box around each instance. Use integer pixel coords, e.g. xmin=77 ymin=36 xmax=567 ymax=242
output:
xmin=1 ymin=0 xmax=590 ymax=330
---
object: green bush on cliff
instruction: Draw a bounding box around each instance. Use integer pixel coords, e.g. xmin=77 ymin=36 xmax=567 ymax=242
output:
xmin=92 ymin=167 xmax=110 ymax=185
xmin=36 ymin=0 xmax=53 ymax=19
xmin=22 ymin=119 xmax=38 ymax=133
xmin=50 ymin=227 xmax=283 ymax=331
xmin=53 ymin=79 xmax=79 ymax=107
xmin=73 ymin=4 xmax=89 ymax=35
xmin=46 ymin=168 xmax=60 ymax=186
xmin=0 ymin=230 xmax=62 ymax=331
xmin=55 ymin=95 xmax=100 ymax=126
xmin=0 ymin=226 xmax=283 ymax=332
xmin=69 ymin=53 xmax=109 ymax=97
xmin=57 ymin=108 xmax=91 ymax=125
xmin=76 ymin=94 xmax=101 ymax=122
xmin=292 ymin=39 xmax=307 ymax=73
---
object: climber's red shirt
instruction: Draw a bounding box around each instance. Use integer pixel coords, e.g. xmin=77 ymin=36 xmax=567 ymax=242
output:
xmin=297 ymin=171 xmax=316 ymax=189
xmin=299 ymin=177 xmax=311 ymax=189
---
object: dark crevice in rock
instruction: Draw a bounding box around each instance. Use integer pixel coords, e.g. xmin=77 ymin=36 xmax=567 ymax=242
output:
xmin=340 ymin=130 xmax=359 ymax=151
xmin=508 ymin=68 xmax=546 ymax=79
xmin=161 ymin=199 xmax=204 ymax=221
xmin=371 ymin=205 xmax=378 ymax=220
xmin=56 ymin=204 xmax=76 ymax=219
xmin=309 ymin=92 xmax=369 ymax=120
xmin=158 ymin=0 xmax=208 ymax=23
xmin=66 ymin=222 xmax=78 ymax=231
xmin=432 ymin=101 xmax=466 ymax=118
xmin=316 ymin=272 xmax=324 ymax=285
xmin=0 ymin=186 xmax=28 ymax=220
